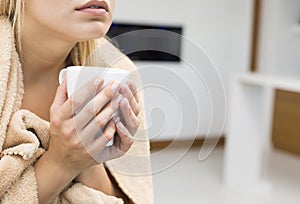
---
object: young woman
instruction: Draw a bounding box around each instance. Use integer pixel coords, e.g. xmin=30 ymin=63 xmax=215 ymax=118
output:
xmin=0 ymin=0 xmax=153 ymax=203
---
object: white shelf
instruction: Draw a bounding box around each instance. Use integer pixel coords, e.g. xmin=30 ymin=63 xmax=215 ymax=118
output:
xmin=237 ymin=73 xmax=300 ymax=93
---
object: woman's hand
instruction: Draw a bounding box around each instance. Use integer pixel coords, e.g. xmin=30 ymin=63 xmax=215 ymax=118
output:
xmin=46 ymin=76 xmax=128 ymax=173
xmin=35 ymin=77 xmax=124 ymax=203
xmin=113 ymin=81 xmax=141 ymax=154
xmin=119 ymin=81 xmax=141 ymax=134
xmin=73 ymin=80 xmax=141 ymax=200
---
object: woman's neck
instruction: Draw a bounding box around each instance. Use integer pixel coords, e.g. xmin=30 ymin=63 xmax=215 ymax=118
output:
xmin=20 ymin=17 xmax=76 ymax=85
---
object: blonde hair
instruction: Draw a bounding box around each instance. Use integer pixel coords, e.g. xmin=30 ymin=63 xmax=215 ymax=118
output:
xmin=0 ymin=0 xmax=96 ymax=66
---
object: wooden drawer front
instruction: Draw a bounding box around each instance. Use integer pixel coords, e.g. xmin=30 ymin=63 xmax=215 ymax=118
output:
xmin=272 ymin=89 xmax=300 ymax=155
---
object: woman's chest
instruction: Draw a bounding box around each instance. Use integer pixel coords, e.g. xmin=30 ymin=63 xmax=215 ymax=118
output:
xmin=21 ymin=82 xmax=58 ymax=121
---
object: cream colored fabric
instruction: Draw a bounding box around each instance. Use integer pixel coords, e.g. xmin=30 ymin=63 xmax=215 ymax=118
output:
xmin=0 ymin=16 xmax=153 ymax=204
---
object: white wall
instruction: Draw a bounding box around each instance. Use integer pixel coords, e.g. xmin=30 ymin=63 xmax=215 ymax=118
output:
xmin=257 ymin=0 xmax=300 ymax=76
xmin=113 ymin=0 xmax=254 ymax=140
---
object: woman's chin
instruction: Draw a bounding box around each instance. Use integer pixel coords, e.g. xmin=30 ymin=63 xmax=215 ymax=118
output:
xmin=78 ymin=22 xmax=110 ymax=40
xmin=74 ymin=31 xmax=106 ymax=42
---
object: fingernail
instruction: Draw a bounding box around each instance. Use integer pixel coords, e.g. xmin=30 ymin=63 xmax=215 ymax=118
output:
xmin=119 ymin=85 xmax=125 ymax=94
xmin=127 ymin=81 xmax=136 ymax=90
xmin=113 ymin=116 xmax=120 ymax=123
xmin=124 ymin=84 xmax=132 ymax=94
xmin=111 ymin=81 xmax=120 ymax=91
xmin=117 ymin=122 xmax=127 ymax=133
xmin=113 ymin=94 xmax=123 ymax=106
xmin=124 ymin=98 xmax=130 ymax=110
xmin=94 ymin=77 xmax=103 ymax=87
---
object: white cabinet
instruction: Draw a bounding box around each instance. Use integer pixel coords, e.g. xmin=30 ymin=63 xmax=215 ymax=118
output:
xmin=223 ymin=72 xmax=300 ymax=193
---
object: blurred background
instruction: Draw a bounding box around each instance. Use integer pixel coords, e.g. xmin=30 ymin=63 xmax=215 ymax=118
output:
xmin=110 ymin=0 xmax=300 ymax=203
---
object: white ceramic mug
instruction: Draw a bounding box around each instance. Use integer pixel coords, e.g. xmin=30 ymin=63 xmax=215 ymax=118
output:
xmin=59 ymin=66 xmax=129 ymax=97
xmin=59 ymin=66 xmax=129 ymax=146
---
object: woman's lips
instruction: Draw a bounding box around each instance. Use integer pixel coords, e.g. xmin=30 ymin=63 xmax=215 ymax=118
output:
xmin=76 ymin=7 xmax=107 ymax=16
xmin=76 ymin=1 xmax=109 ymax=16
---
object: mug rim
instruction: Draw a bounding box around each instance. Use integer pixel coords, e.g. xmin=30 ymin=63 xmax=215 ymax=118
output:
xmin=65 ymin=66 xmax=129 ymax=74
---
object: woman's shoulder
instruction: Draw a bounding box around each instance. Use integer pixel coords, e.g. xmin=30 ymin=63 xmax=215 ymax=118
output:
xmin=111 ymin=55 xmax=136 ymax=73
xmin=95 ymin=37 xmax=137 ymax=73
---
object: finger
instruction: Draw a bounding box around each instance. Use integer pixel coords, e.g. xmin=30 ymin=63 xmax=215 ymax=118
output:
xmin=99 ymin=120 xmax=134 ymax=162
xmin=88 ymin=120 xmax=116 ymax=163
xmin=65 ymin=76 xmax=104 ymax=118
xmin=115 ymin=121 xmax=134 ymax=149
xmin=119 ymin=97 xmax=140 ymax=135
xmin=50 ymin=76 xmax=69 ymax=118
xmin=120 ymin=83 xmax=140 ymax=116
xmin=93 ymin=93 xmax=123 ymax=128
xmin=127 ymin=81 xmax=140 ymax=103
xmin=74 ymin=81 xmax=121 ymax=130
xmin=78 ymin=93 xmax=121 ymax=144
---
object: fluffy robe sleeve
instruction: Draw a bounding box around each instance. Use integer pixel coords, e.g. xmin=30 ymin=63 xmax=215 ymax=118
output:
xmin=0 ymin=16 xmax=153 ymax=204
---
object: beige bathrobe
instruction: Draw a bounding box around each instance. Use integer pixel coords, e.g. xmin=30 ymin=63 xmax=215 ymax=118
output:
xmin=0 ymin=16 xmax=153 ymax=204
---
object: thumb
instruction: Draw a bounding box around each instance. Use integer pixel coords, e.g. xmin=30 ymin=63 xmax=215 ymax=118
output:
xmin=50 ymin=76 xmax=68 ymax=114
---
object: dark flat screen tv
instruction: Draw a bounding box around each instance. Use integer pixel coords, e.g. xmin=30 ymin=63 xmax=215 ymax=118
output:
xmin=107 ymin=22 xmax=183 ymax=62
